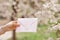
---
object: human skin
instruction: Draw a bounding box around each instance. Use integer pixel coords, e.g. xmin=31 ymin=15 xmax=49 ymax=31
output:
xmin=0 ymin=21 xmax=20 ymax=35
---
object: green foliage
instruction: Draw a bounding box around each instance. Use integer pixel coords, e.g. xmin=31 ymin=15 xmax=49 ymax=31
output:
xmin=48 ymin=19 xmax=56 ymax=26
xmin=54 ymin=13 xmax=58 ymax=18
xmin=54 ymin=12 xmax=60 ymax=18
xmin=58 ymin=0 xmax=60 ymax=4
xmin=8 ymin=24 xmax=57 ymax=40
xmin=57 ymin=19 xmax=60 ymax=23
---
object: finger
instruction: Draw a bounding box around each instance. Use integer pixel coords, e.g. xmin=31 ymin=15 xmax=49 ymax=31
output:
xmin=17 ymin=23 xmax=20 ymax=27
xmin=14 ymin=21 xmax=17 ymax=23
xmin=13 ymin=21 xmax=17 ymax=23
xmin=13 ymin=22 xmax=20 ymax=27
xmin=13 ymin=21 xmax=20 ymax=27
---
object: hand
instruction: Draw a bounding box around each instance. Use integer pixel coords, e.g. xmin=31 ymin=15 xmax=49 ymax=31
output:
xmin=0 ymin=21 xmax=20 ymax=35
xmin=4 ymin=21 xmax=20 ymax=31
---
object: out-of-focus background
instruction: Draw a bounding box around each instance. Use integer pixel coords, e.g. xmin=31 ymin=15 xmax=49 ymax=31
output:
xmin=0 ymin=0 xmax=60 ymax=40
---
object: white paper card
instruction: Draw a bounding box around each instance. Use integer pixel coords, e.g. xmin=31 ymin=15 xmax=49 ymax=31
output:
xmin=16 ymin=18 xmax=38 ymax=32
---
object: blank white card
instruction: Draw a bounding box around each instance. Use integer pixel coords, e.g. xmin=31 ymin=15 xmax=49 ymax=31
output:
xmin=16 ymin=18 xmax=38 ymax=32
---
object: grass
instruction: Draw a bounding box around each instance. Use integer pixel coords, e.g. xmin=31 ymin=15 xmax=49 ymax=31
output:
xmin=8 ymin=24 xmax=57 ymax=40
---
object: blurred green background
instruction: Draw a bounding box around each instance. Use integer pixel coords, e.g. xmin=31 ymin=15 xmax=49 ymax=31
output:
xmin=8 ymin=24 xmax=57 ymax=40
